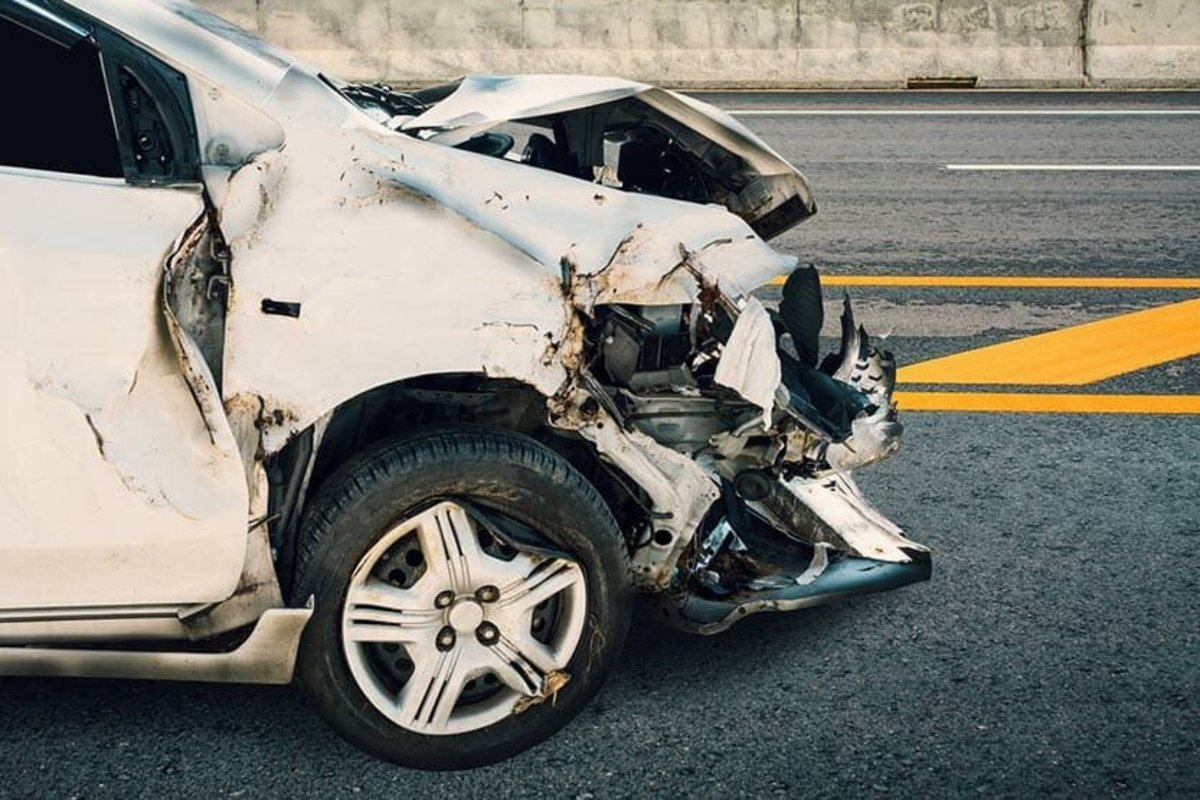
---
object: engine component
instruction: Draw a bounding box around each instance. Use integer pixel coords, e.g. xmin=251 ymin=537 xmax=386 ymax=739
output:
xmin=616 ymin=391 xmax=727 ymax=455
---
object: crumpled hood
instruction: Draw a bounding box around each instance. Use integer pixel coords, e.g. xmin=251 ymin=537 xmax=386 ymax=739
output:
xmin=403 ymin=75 xmax=654 ymax=139
xmin=400 ymin=74 xmax=816 ymax=240
xmin=361 ymin=123 xmax=796 ymax=305
xmin=230 ymin=66 xmax=798 ymax=308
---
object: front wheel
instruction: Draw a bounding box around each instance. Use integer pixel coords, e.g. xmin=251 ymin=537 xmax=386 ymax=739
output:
xmin=292 ymin=427 xmax=632 ymax=770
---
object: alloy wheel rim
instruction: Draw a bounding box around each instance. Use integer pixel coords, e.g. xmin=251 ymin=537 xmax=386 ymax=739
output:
xmin=341 ymin=500 xmax=587 ymax=735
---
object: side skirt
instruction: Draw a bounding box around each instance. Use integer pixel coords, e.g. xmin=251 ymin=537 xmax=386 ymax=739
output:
xmin=0 ymin=607 xmax=311 ymax=685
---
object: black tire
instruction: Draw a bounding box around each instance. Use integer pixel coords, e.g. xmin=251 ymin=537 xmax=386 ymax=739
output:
xmin=292 ymin=426 xmax=632 ymax=770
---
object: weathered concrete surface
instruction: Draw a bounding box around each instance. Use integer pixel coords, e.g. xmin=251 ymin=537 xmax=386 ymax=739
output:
xmin=195 ymin=1 xmax=1199 ymax=89
xmin=1090 ymin=0 xmax=1200 ymax=86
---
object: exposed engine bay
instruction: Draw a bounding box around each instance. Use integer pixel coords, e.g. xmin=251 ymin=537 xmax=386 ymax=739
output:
xmin=592 ymin=267 xmax=902 ymax=478
xmin=574 ymin=266 xmax=927 ymax=632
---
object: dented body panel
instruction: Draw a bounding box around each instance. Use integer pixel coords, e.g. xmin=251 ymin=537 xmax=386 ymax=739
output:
xmin=217 ymin=76 xmax=802 ymax=454
xmin=0 ymin=169 xmax=247 ymax=608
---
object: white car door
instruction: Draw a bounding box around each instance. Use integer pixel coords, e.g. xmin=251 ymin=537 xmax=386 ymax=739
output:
xmin=0 ymin=7 xmax=249 ymax=609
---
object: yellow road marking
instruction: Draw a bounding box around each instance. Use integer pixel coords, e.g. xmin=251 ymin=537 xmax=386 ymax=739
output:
xmin=896 ymin=297 xmax=1200 ymax=386
xmin=762 ymin=273 xmax=1200 ymax=412
xmin=766 ymin=275 xmax=1200 ymax=289
xmin=895 ymin=391 xmax=1200 ymax=414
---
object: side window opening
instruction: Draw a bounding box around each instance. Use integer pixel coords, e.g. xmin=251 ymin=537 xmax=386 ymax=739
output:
xmin=0 ymin=15 xmax=122 ymax=178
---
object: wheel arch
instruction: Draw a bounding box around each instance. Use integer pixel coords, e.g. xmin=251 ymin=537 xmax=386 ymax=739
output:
xmin=265 ymin=373 xmax=649 ymax=597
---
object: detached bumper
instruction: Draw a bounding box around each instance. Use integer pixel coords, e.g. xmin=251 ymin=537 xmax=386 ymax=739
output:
xmin=653 ymin=473 xmax=931 ymax=634
xmin=674 ymin=552 xmax=931 ymax=635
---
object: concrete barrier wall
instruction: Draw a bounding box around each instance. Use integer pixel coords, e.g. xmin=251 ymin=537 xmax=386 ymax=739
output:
xmin=198 ymin=1 xmax=1200 ymax=88
xmin=1090 ymin=1 xmax=1200 ymax=85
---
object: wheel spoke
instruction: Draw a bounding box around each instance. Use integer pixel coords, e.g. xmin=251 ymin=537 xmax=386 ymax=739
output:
xmin=344 ymin=580 xmax=440 ymax=644
xmin=396 ymin=649 xmax=470 ymax=732
xmin=499 ymin=558 xmax=585 ymax=616
xmin=413 ymin=502 xmax=488 ymax=593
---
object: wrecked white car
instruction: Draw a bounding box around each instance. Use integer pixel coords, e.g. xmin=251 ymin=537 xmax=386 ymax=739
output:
xmin=0 ymin=0 xmax=929 ymax=770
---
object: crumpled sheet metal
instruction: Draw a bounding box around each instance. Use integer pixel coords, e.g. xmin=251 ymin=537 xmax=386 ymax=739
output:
xmin=217 ymin=69 xmax=798 ymax=455
xmin=784 ymin=473 xmax=927 ymax=563
xmin=404 ymin=74 xmax=815 ymax=241
xmin=570 ymin=409 xmax=720 ymax=589
xmin=405 ymin=73 xmax=808 ymax=179
xmin=675 ymin=553 xmax=930 ymax=635
xmin=402 ymin=75 xmax=653 ymax=143
xmin=713 ymin=297 xmax=782 ymax=427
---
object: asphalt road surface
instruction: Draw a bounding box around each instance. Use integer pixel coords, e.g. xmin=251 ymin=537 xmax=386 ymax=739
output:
xmin=4 ymin=91 xmax=1198 ymax=798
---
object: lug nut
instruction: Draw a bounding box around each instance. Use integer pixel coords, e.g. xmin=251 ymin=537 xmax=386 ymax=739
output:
xmin=436 ymin=627 xmax=456 ymax=651
xmin=475 ymin=585 xmax=500 ymax=603
xmin=476 ymin=622 xmax=499 ymax=646
xmin=434 ymin=590 xmax=455 ymax=609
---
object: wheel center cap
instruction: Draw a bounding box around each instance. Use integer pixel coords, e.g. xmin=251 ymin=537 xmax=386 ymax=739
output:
xmin=447 ymin=599 xmax=485 ymax=632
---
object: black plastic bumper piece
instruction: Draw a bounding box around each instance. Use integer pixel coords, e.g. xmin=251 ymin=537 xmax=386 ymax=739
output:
xmin=672 ymin=551 xmax=931 ymax=635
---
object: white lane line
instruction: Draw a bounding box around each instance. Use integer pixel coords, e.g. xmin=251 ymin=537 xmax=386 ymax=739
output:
xmin=729 ymin=109 xmax=1200 ymax=116
xmin=945 ymin=164 xmax=1200 ymax=172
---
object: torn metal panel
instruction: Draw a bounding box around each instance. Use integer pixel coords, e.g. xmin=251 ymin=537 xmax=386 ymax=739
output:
xmin=651 ymin=477 xmax=928 ymax=634
xmin=162 ymin=209 xmax=228 ymax=389
xmin=712 ymin=297 xmax=781 ymax=428
xmin=586 ymin=223 xmax=796 ymax=308
xmin=824 ymin=405 xmax=904 ymax=472
xmin=818 ymin=296 xmax=904 ymax=472
xmin=552 ymin=389 xmax=720 ymax=589
xmin=785 ymin=473 xmax=928 ymax=562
